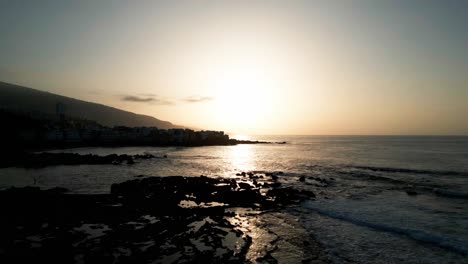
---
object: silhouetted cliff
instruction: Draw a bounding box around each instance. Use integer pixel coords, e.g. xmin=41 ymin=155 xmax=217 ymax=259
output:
xmin=0 ymin=81 xmax=181 ymax=129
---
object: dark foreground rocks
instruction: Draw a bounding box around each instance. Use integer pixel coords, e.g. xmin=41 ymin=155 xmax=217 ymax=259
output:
xmin=0 ymin=175 xmax=326 ymax=264
xmin=0 ymin=152 xmax=160 ymax=168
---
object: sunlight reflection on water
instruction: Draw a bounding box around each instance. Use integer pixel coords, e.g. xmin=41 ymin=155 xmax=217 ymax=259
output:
xmin=228 ymin=144 xmax=255 ymax=172
xmin=1 ymin=136 xmax=467 ymax=195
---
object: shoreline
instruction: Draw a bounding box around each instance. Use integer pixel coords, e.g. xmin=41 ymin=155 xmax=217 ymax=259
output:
xmin=0 ymin=173 xmax=327 ymax=263
xmin=0 ymin=152 xmax=161 ymax=169
xmin=3 ymin=138 xmax=284 ymax=153
xmin=0 ymin=141 xmax=286 ymax=169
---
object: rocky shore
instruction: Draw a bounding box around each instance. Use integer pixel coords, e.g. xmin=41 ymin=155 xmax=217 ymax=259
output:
xmin=0 ymin=152 xmax=161 ymax=168
xmin=0 ymin=138 xmax=287 ymax=168
xmin=0 ymin=173 xmax=329 ymax=264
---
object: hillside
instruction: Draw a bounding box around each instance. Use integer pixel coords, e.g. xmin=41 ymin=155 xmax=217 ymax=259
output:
xmin=0 ymin=81 xmax=182 ymax=129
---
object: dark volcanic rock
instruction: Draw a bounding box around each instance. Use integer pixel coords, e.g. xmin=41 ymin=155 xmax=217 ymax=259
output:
xmin=0 ymin=152 xmax=159 ymax=168
xmin=406 ymin=190 xmax=418 ymax=196
xmin=238 ymin=182 xmax=253 ymax=190
xmin=110 ymin=176 xmax=306 ymax=208
xmin=0 ymin=175 xmax=316 ymax=263
xmin=267 ymin=187 xmax=316 ymax=205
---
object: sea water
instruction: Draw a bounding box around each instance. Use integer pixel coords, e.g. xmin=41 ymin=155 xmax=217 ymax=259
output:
xmin=1 ymin=136 xmax=467 ymax=263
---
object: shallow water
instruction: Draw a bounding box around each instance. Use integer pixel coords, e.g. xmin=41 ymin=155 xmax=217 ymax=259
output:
xmin=1 ymin=135 xmax=467 ymax=263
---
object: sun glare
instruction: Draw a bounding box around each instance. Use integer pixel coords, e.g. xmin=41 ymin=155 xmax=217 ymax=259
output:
xmin=212 ymin=61 xmax=279 ymax=131
xmin=229 ymin=144 xmax=255 ymax=172
xmin=170 ymin=24 xmax=296 ymax=133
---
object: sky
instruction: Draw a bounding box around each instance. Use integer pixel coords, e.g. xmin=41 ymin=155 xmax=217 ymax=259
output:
xmin=1 ymin=0 xmax=467 ymax=135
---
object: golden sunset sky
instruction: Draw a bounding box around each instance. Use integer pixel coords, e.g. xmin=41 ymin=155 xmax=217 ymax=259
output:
xmin=1 ymin=1 xmax=467 ymax=135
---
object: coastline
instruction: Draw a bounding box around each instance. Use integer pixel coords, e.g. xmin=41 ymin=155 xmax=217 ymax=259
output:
xmin=1 ymin=137 xmax=467 ymax=263
xmin=0 ymin=173 xmax=327 ymax=263
xmin=3 ymin=138 xmax=279 ymax=154
xmin=0 ymin=140 xmax=282 ymax=169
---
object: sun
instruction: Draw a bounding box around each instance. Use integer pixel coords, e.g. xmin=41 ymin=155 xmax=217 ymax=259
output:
xmin=212 ymin=62 xmax=276 ymax=131
xmin=182 ymin=30 xmax=290 ymax=134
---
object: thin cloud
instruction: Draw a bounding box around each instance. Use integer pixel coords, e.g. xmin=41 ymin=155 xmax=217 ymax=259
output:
xmin=184 ymin=96 xmax=214 ymax=103
xmin=121 ymin=95 xmax=174 ymax=105
xmin=122 ymin=95 xmax=156 ymax=102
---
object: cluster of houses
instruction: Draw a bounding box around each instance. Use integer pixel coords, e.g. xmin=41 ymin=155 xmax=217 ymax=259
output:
xmin=3 ymin=106 xmax=234 ymax=147
xmin=40 ymin=125 xmax=231 ymax=146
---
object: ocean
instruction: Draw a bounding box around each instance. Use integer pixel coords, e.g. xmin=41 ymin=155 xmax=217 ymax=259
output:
xmin=1 ymin=135 xmax=467 ymax=263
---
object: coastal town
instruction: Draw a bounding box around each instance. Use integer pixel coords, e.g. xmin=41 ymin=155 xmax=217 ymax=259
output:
xmin=41 ymin=126 xmax=231 ymax=146
xmin=3 ymin=107 xmax=265 ymax=147
xmin=19 ymin=124 xmax=233 ymax=147
xmin=2 ymin=101 xmax=237 ymax=147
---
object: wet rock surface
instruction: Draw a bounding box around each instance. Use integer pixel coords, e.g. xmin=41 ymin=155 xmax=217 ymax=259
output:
xmin=0 ymin=173 xmax=328 ymax=264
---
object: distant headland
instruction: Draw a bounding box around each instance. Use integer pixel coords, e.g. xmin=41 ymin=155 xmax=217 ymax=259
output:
xmin=0 ymin=81 xmax=282 ymax=149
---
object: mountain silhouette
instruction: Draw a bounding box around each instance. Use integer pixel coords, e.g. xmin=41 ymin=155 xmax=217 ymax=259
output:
xmin=0 ymin=81 xmax=182 ymax=129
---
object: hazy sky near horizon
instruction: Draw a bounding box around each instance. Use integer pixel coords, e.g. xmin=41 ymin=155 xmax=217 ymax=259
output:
xmin=1 ymin=0 xmax=467 ymax=135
